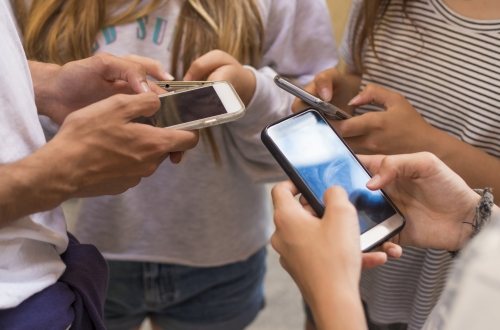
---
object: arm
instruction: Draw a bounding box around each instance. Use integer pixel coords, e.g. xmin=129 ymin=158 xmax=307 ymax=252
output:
xmin=184 ymin=0 xmax=339 ymax=182
xmin=271 ymin=182 xmax=366 ymax=330
xmin=0 ymin=93 xmax=198 ymax=227
xmin=270 ymin=152 xmax=485 ymax=329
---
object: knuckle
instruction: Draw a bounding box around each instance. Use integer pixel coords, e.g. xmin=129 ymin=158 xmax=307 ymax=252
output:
xmin=189 ymin=59 xmax=202 ymax=72
xmin=270 ymin=234 xmax=279 ymax=250
xmin=143 ymin=162 xmax=159 ymax=177
xmin=421 ymin=151 xmax=439 ymax=164
xmin=316 ymin=72 xmax=328 ymax=83
xmin=93 ymin=52 xmax=112 ymax=68
xmin=364 ymin=84 xmax=376 ymax=94
xmin=109 ymin=94 xmax=129 ymax=108
xmin=273 ymin=209 xmax=285 ymax=229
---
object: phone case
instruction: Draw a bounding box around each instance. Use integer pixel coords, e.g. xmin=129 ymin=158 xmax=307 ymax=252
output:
xmin=261 ymin=111 xmax=326 ymax=217
xmin=156 ymin=80 xmax=213 ymax=92
xmin=159 ymin=81 xmax=246 ymax=130
xmin=261 ymin=109 xmax=405 ymax=251
xmin=273 ymin=75 xmax=351 ymax=120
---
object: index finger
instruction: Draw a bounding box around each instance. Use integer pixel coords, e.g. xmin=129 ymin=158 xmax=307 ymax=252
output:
xmin=184 ymin=50 xmax=237 ymax=81
xmin=137 ymin=126 xmax=199 ymax=153
xmin=122 ymin=54 xmax=173 ymax=81
xmin=335 ymin=112 xmax=377 ymax=138
xmin=314 ymin=68 xmax=339 ymax=102
xmin=93 ymin=53 xmax=151 ymax=94
xmin=349 ymin=84 xmax=404 ymax=108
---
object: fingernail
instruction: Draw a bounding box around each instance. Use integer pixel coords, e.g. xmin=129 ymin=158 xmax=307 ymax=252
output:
xmin=164 ymin=72 xmax=175 ymax=81
xmin=319 ymin=88 xmax=332 ymax=101
xmin=141 ymin=82 xmax=151 ymax=93
xmin=367 ymin=174 xmax=380 ymax=188
xmin=348 ymin=94 xmax=362 ymax=106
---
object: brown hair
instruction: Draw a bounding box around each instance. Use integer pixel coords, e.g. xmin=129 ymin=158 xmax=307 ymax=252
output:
xmin=351 ymin=0 xmax=411 ymax=72
xmin=13 ymin=0 xmax=264 ymax=162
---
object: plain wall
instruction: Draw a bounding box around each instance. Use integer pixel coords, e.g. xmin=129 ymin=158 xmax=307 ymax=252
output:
xmin=327 ymin=0 xmax=352 ymax=43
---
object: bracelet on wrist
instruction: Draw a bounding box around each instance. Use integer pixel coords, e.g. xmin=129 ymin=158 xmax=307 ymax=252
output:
xmin=449 ymin=188 xmax=494 ymax=257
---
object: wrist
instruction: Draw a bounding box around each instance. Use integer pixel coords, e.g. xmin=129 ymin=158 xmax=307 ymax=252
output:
xmin=241 ymin=67 xmax=257 ymax=106
xmin=452 ymin=188 xmax=494 ymax=253
xmin=0 ymin=142 xmax=78 ymax=225
xmin=308 ymin=282 xmax=365 ymax=330
xmin=29 ymin=61 xmax=62 ymax=118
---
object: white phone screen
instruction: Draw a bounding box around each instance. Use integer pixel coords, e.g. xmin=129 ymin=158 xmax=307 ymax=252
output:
xmin=267 ymin=111 xmax=397 ymax=234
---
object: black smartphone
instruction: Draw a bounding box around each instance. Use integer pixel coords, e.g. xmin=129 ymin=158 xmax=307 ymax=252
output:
xmin=274 ymin=75 xmax=351 ymax=120
xmin=262 ymin=109 xmax=404 ymax=251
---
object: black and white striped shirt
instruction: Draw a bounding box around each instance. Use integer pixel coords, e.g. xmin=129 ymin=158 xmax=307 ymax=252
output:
xmin=340 ymin=0 xmax=500 ymax=328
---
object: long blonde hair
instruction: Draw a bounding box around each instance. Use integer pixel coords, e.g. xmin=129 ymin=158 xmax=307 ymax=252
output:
xmin=14 ymin=0 xmax=264 ymax=162
xmin=13 ymin=0 xmax=263 ymax=68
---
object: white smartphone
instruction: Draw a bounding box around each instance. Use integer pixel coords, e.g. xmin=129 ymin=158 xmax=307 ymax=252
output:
xmin=274 ymin=75 xmax=351 ymax=120
xmin=145 ymin=81 xmax=245 ymax=130
xmin=261 ymin=109 xmax=404 ymax=251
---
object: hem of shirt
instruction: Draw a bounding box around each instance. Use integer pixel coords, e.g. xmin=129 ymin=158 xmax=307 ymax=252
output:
xmin=101 ymin=241 xmax=269 ymax=267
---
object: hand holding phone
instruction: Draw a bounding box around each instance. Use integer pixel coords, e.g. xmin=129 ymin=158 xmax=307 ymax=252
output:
xmin=142 ymin=80 xmax=245 ymax=130
xmin=261 ymin=109 xmax=404 ymax=251
xmin=274 ymin=75 xmax=351 ymax=120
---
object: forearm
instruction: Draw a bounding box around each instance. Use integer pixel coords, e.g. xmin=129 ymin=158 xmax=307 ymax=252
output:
xmin=28 ymin=60 xmax=62 ymax=118
xmin=429 ymin=128 xmax=500 ymax=202
xmin=308 ymin=283 xmax=366 ymax=330
xmin=0 ymin=141 xmax=78 ymax=227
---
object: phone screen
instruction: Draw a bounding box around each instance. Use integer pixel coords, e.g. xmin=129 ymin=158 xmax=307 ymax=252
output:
xmin=266 ymin=111 xmax=397 ymax=234
xmin=153 ymin=86 xmax=228 ymax=127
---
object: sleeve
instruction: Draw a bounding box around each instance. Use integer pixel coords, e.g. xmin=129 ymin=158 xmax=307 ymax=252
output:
xmin=422 ymin=208 xmax=500 ymax=330
xmin=222 ymin=0 xmax=339 ymax=183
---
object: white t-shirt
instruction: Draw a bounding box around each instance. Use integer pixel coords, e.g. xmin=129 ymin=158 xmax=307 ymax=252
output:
xmin=0 ymin=2 xmax=68 ymax=309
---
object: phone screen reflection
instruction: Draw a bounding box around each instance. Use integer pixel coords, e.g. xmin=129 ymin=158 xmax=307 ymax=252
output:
xmin=154 ymin=86 xmax=227 ymax=127
xmin=269 ymin=111 xmax=396 ymax=233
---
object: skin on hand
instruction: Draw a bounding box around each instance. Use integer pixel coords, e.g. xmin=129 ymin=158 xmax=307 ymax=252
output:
xmin=361 ymin=152 xmax=480 ymax=251
xmin=46 ymin=92 xmax=199 ymax=197
xmin=183 ymin=49 xmax=256 ymax=106
xmin=332 ymin=84 xmax=438 ymax=155
xmin=269 ymin=152 xmax=481 ymax=330
xmin=291 ymin=67 xmax=360 ymax=115
xmin=32 ymin=53 xmax=171 ymax=124
xmin=0 ymin=92 xmax=198 ymax=226
xmin=345 ymin=84 xmax=500 ymax=202
xmin=271 ymin=182 xmax=367 ymax=330
xmin=296 ymin=193 xmax=402 ymax=267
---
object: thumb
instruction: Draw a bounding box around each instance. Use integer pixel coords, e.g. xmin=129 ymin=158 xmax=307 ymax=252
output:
xmin=322 ymin=186 xmax=359 ymax=234
xmin=348 ymin=84 xmax=402 ymax=108
xmin=314 ymin=68 xmax=339 ymax=102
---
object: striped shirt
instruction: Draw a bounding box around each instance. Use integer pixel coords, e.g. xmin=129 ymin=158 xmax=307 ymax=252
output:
xmin=340 ymin=0 xmax=500 ymax=328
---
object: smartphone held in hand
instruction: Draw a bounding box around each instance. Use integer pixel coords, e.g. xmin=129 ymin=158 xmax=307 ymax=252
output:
xmin=261 ymin=109 xmax=404 ymax=251
xmin=143 ymin=80 xmax=246 ymax=130
xmin=274 ymin=75 xmax=351 ymax=120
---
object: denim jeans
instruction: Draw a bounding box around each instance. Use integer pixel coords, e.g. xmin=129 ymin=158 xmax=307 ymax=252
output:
xmin=104 ymin=247 xmax=266 ymax=330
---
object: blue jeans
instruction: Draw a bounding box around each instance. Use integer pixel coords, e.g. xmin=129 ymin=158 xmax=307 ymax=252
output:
xmin=104 ymin=247 xmax=266 ymax=330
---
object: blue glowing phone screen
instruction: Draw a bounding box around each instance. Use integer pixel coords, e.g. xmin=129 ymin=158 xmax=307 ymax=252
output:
xmin=268 ymin=111 xmax=396 ymax=233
